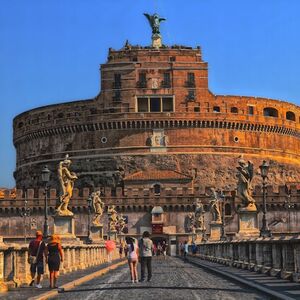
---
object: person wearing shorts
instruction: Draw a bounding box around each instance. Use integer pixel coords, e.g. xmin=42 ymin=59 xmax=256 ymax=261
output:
xmin=126 ymin=237 xmax=139 ymax=283
xmin=28 ymin=230 xmax=46 ymax=288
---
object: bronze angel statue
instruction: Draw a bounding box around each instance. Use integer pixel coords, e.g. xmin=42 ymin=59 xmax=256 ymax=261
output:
xmin=236 ymin=159 xmax=256 ymax=210
xmin=144 ymin=13 xmax=166 ymax=34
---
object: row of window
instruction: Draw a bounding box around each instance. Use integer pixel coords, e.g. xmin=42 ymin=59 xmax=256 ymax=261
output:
xmin=112 ymin=72 xmax=196 ymax=90
xmin=135 ymin=97 xmax=298 ymax=121
xmin=210 ymin=106 xmax=296 ymax=121
xmin=16 ymin=103 xmax=298 ymax=129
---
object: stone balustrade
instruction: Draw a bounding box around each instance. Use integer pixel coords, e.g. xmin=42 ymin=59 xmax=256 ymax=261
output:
xmin=0 ymin=240 xmax=119 ymax=291
xmin=197 ymin=236 xmax=300 ymax=282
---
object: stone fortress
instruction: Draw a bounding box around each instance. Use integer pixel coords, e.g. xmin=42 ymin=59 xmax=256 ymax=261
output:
xmin=3 ymin=14 xmax=300 ymax=242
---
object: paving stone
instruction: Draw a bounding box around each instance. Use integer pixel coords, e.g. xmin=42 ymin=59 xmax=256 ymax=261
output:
xmin=52 ymin=257 xmax=268 ymax=300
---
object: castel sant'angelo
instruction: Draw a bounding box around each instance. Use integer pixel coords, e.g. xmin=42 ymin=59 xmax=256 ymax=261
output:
xmin=5 ymin=13 xmax=300 ymax=240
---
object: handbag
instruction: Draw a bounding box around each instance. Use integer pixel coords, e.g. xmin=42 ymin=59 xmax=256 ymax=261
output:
xmin=28 ymin=241 xmax=42 ymax=264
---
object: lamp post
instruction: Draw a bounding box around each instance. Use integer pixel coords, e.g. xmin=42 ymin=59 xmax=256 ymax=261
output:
xmin=219 ymin=190 xmax=227 ymax=241
xmin=20 ymin=188 xmax=31 ymax=243
xmin=41 ymin=165 xmax=50 ymax=239
xmin=259 ymin=160 xmax=271 ymax=237
xmin=107 ymin=208 xmax=111 ymax=240
xmin=87 ymin=195 xmax=92 ymax=244
xmin=284 ymin=186 xmax=293 ymax=233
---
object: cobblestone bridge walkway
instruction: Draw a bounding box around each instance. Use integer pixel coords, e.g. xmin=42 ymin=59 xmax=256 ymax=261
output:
xmin=52 ymin=257 xmax=266 ymax=300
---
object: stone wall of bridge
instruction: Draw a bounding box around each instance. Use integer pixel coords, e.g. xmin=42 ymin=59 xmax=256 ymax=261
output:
xmin=196 ymin=236 xmax=300 ymax=282
xmin=0 ymin=239 xmax=119 ymax=291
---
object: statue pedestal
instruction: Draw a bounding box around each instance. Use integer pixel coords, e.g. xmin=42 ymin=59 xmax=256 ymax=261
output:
xmin=90 ymin=225 xmax=104 ymax=243
xmin=108 ymin=230 xmax=117 ymax=241
xmin=237 ymin=209 xmax=259 ymax=239
xmin=152 ymin=33 xmax=162 ymax=48
xmin=194 ymin=228 xmax=204 ymax=243
xmin=209 ymin=222 xmax=222 ymax=241
xmin=53 ymin=216 xmax=81 ymax=244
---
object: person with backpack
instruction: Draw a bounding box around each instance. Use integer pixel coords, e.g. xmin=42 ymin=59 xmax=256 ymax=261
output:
xmin=28 ymin=230 xmax=46 ymax=288
xmin=138 ymin=231 xmax=153 ymax=282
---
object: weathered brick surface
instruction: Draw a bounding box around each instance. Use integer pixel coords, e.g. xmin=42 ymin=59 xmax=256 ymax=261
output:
xmin=12 ymin=45 xmax=300 ymax=191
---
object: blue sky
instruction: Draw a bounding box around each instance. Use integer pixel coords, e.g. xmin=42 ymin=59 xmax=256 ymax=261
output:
xmin=1 ymin=0 xmax=300 ymax=187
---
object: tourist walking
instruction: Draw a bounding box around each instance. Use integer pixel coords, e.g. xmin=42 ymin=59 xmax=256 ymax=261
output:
xmin=45 ymin=234 xmax=64 ymax=289
xmin=125 ymin=237 xmax=139 ymax=283
xmin=119 ymin=242 xmax=124 ymax=258
xmin=138 ymin=231 xmax=153 ymax=282
xmin=183 ymin=240 xmax=189 ymax=262
xmin=191 ymin=242 xmax=198 ymax=256
xmin=28 ymin=230 xmax=46 ymax=288
xmin=161 ymin=241 xmax=167 ymax=259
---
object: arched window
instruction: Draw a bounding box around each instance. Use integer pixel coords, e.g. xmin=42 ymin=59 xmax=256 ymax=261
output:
xmin=225 ymin=203 xmax=232 ymax=216
xmin=18 ymin=122 xmax=24 ymax=128
xmin=286 ymin=111 xmax=295 ymax=121
xmin=213 ymin=106 xmax=220 ymax=113
xmin=231 ymin=107 xmax=238 ymax=114
xmin=153 ymin=184 xmax=161 ymax=195
xmin=263 ymin=107 xmax=278 ymax=117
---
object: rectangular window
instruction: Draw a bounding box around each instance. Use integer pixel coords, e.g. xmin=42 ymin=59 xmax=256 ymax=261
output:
xmin=248 ymin=106 xmax=254 ymax=115
xmin=187 ymin=90 xmax=195 ymax=101
xmin=162 ymin=97 xmax=173 ymax=112
xmin=113 ymin=90 xmax=121 ymax=102
xmin=162 ymin=72 xmax=171 ymax=88
xmin=150 ymin=98 xmax=161 ymax=112
xmin=137 ymin=98 xmax=148 ymax=112
xmin=137 ymin=97 xmax=174 ymax=113
xmin=137 ymin=72 xmax=147 ymax=88
xmin=187 ymin=72 xmax=195 ymax=87
xmin=113 ymin=73 xmax=121 ymax=89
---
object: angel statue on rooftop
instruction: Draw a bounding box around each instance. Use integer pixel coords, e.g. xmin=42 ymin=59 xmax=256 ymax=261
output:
xmin=143 ymin=13 xmax=166 ymax=35
xmin=56 ymin=154 xmax=78 ymax=216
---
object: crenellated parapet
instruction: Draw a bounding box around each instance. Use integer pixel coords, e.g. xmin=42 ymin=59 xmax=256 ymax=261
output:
xmin=0 ymin=184 xmax=299 ymax=215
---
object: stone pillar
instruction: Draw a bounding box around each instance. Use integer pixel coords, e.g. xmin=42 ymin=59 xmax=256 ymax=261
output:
xmin=292 ymin=242 xmax=300 ymax=282
xmin=254 ymin=242 xmax=263 ymax=272
xmin=270 ymin=243 xmax=282 ymax=277
xmin=262 ymin=241 xmax=272 ymax=274
xmin=236 ymin=210 xmax=259 ymax=239
xmin=78 ymin=247 xmax=86 ymax=269
xmin=109 ymin=230 xmax=117 ymax=241
xmin=16 ymin=246 xmax=31 ymax=286
xmin=0 ymin=238 xmax=8 ymax=292
xmin=53 ymin=216 xmax=76 ymax=239
xmin=90 ymin=225 xmax=104 ymax=243
xmin=209 ymin=222 xmax=222 ymax=241
xmin=152 ymin=33 xmax=162 ymax=48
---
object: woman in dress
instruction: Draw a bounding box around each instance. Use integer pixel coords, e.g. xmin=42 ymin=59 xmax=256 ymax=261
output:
xmin=45 ymin=234 xmax=64 ymax=289
xmin=125 ymin=237 xmax=138 ymax=283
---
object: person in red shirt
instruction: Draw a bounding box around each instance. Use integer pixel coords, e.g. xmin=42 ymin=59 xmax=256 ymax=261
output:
xmin=28 ymin=230 xmax=46 ymax=288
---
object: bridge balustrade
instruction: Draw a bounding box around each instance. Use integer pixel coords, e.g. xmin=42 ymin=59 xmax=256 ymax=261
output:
xmin=0 ymin=242 xmax=118 ymax=291
xmin=197 ymin=237 xmax=300 ymax=282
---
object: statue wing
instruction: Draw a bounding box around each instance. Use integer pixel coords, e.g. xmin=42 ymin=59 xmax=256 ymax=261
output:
xmin=248 ymin=161 xmax=254 ymax=181
xmin=159 ymin=17 xmax=166 ymax=22
xmin=143 ymin=13 xmax=153 ymax=26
